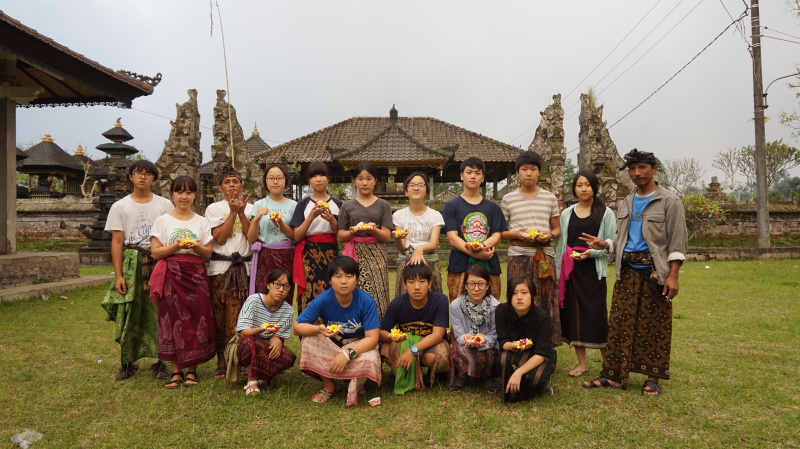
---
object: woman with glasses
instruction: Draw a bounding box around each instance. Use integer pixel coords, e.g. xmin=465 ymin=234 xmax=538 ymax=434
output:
xmin=247 ymin=164 xmax=298 ymax=301
xmin=392 ymin=172 xmax=445 ymax=297
xmin=235 ymin=268 xmax=297 ymax=395
xmin=448 ymin=264 xmax=501 ymax=393
xmin=337 ymin=162 xmax=393 ymax=319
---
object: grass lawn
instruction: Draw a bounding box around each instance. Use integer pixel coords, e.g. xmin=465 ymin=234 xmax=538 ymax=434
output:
xmin=2 ymin=259 xmax=799 ymax=448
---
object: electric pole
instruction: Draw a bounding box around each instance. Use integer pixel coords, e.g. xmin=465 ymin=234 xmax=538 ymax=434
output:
xmin=751 ymin=1 xmax=770 ymax=248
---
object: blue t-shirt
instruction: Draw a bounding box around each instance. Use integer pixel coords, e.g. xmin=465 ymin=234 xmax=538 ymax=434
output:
xmin=624 ymin=190 xmax=655 ymax=268
xmin=442 ymin=196 xmax=508 ymax=274
xmin=250 ymin=197 xmax=297 ymax=243
xmin=295 ymin=288 xmax=380 ymax=340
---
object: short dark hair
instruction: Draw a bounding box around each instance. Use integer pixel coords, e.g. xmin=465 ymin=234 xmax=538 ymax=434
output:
xmin=403 ymin=171 xmax=429 ymax=195
xmin=401 ymin=263 xmax=432 ymax=283
xmin=129 ymin=160 xmax=159 ymax=177
xmin=515 ymin=151 xmax=543 ymax=172
xmin=507 ymin=276 xmax=536 ymax=303
xmin=352 ymin=161 xmax=378 ymax=179
xmin=306 ymin=161 xmax=331 ymax=181
xmin=169 ymin=175 xmax=198 ymax=195
xmin=262 ymin=268 xmax=292 ymax=294
xmin=327 ymin=256 xmax=360 ymax=280
xmin=263 ymin=163 xmax=290 ymax=193
xmin=462 ymin=264 xmax=492 ymax=297
xmin=460 ymin=157 xmax=485 ymax=174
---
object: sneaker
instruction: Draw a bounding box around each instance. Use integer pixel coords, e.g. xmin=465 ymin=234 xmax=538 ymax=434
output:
xmin=448 ymin=375 xmax=467 ymax=392
xmin=536 ymin=383 xmax=554 ymax=397
xmin=151 ymin=360 xmax=169 ymax=380
xmin=115 ymin=362 xmax=139 ymax=381
xmin=482 ymin=378 xmax=502 ymax=394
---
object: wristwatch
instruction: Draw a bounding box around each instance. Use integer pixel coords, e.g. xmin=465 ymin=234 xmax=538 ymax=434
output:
xmin=409 ymin=345 xmax=419 ymax=358
xmin=347 ymin=348 xmax=357 ymax=360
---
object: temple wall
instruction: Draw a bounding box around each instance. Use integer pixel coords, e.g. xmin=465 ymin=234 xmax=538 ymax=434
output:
xmin=0 ymin=252 xmax=80 ymax=288
xmin=16 ymin=199 xmax=97 ymax=238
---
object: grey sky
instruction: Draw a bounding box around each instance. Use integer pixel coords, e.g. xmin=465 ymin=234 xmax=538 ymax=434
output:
xmin=8 ymin=0 xmax=800 ymax=179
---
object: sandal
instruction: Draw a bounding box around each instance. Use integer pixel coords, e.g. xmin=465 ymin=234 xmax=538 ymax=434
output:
xmin=165 ymin=372 xmax=184 ymax=390
xmin=244 ymin=380 xmax=260 ymax=396
xmin=184 ymin=371 xmax=199 ymax=387
xmin=583 ymin=376 xmax=621 ymax=389
xmin=311 ymin=389 xmax=334 ymax=403
xmin=642 ymin=379 xmax=661 ymax=396
xmin=212 ymin=367 xmax=226 ymax=379
xmin=568 ymin=368 xmax=587 ymax=378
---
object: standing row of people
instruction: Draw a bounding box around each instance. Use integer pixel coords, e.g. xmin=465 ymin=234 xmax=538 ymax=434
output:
xmin=102 ymin=147 xmax=686 ymax=399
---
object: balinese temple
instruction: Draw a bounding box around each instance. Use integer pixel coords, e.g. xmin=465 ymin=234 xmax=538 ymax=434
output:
xmin=252 ymin=106 xmax=522 ymax=201
xmin=17 ymin=134 xmax=85 ymax=198
xmin=92 ymin=118 xmax=138 ymax=195
xmin=199 ymin=123 xmax=270 ymax=208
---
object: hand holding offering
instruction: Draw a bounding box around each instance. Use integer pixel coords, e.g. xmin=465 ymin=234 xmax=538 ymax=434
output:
xmin=326 ymin=324 xmax=340 ymax=334
xmin=315 ymin=200 xmax=329 ymax=209
xmin=180 ymin=238 xmax=198 ymax=247
xmin=514 ymin=338 xmax=533 ymax=351
xmin=571 ymin=250 xmax=580 ymax=259
xmin=389 ymin=328 xmax=404 ymax=339
xmin=392 ymin=228 xmax=409 ymax=238
xmin=527 ymin=229 xmax=546 ymax=239
xmin=263 ymin=323 xmax=280 ymax=334
xmin=465 ymin=333 xmax=486 ymax=347
xmin=269 ymin=211 xmax=284 ymax=222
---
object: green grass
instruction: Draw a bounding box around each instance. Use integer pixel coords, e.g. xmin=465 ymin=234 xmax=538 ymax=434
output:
xmin=1 ymin=260 xmax=799 ymax=448
xmin=16 ymin=236 xmax=87 ymax=252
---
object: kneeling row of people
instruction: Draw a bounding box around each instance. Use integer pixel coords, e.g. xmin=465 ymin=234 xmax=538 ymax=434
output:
xmin=236 ymin=258 xmax=556 ymax=405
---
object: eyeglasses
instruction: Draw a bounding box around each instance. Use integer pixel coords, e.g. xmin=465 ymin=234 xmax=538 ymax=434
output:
xmin=267 ymin=177 xmax=285 ymax=182
xmin=466 ymin=281 xmax=488 ymax=290
xmin=407 ymin=183 xmax=426 ymax=190
xmin=271 ymin=282 xmax=291 ymax=290
xmin=131 ymin=171 xmax=154 ymax=179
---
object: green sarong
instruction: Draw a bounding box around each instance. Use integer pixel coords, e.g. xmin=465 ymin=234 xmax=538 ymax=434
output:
xmin=394 ymin=333 xmax=423 ymax=395
xmin=101 ymin=248 xmax=159 ymax=365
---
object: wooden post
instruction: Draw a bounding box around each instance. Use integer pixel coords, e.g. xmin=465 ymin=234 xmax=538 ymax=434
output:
xmin=0 ymin=97 xmax=16 ymax=254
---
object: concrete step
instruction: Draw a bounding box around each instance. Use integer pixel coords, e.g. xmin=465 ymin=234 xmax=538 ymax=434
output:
xmin=0 ymin=275 xmax=113 ymax=303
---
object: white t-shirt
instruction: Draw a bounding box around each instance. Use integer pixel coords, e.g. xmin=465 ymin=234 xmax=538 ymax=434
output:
xmin=104 ymin=194 xmax=174 ymax=248
xmin=205 ymin=201 xmax=254 ymax=276
xmin=392 ymin=207 xmax=445 ymax=249
xmin=150 ymin=213 xmax=213 ymax=255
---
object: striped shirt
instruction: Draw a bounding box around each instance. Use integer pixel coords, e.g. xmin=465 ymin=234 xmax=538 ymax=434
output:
xmin=236 ymin=293 xmax=294 ymax=339
xmin=501 ymin=188 xmax=559 ymax=257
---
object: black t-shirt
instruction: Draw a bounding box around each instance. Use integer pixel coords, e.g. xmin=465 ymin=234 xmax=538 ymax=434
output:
xmin=442 ymin=196 xmax=507 ymax=274
xmin=495 ymin=303 xmax=554 ymax=359
xmin=379 ymin=292 xmax=450 ymax=337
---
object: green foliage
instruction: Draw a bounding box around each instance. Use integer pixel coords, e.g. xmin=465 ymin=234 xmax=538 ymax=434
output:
xmin=682 ymin=194 xmax=726 ymax=239
xmin=736 ymin=140 xmax=800 ymax=189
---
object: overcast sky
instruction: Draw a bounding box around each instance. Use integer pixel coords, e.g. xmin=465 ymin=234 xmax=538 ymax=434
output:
xmin=7 ymin=0 xmax=800 ymax=180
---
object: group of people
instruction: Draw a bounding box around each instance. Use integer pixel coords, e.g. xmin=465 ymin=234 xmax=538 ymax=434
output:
xmin=101 ymin=147 xmax=687 ymax=405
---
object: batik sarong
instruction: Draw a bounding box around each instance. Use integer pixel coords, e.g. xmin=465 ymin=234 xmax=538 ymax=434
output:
xmin=101 ymin=246 xmax=158 ymax=365
xmin=299 ymin=334 xmax=381 ymax=406
xmin=395 ymin=258 xmax=442 ymax=297
xmin=498 ymin=349 xmax=557 ymax=403
xmin=448 ymin=342 xmax=499 ymax=383
xmin=353 ymin=242 xmax=390 ymax=320
xmin=381 ymin=339 xmax=450 ymax=393
xmin=149 ymin=254 xmax=215 ymax=368
xmin=600 ymin=252 xmax=672 ymax=388
xmin=294 ymin=233 xmax=339 ymax=316
xmin=251 ymin=240 xmax=295 ymax=302
xmin=236 ymin=336 xmax=297 ymax=385
xmin=209 ymin=274 xmax=247 ymax=355
xmin=508 ymin=253 xmax=562 ymax=346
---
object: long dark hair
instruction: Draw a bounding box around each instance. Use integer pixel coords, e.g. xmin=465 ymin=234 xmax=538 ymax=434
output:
xmin=572 ymin=170 xmax=606 ymax=225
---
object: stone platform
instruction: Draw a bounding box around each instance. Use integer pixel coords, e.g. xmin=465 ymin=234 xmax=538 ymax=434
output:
xmin=0 ymin=252 xmax=81 ymax=288
xmin=0 ymin=274 xmax=113 ymax=303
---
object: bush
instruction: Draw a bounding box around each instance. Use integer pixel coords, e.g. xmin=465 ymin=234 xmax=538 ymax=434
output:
xmin=682 ymin=195 xmax=726 ymax=240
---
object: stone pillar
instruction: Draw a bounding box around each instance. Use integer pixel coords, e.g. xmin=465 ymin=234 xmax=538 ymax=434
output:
xmin=528 ymin=94 xmax=566 ymax=203
xmin=0 ymin=97 xmax=15 ymax=255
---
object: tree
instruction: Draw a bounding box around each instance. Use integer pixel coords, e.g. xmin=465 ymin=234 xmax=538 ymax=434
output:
xmin=735 ymin=140 xmax=800 ymax=192
xmin=660 ymin=157 xmax=705 ymax=198
xmin=712 ymin=148 xmax=743 ymax=201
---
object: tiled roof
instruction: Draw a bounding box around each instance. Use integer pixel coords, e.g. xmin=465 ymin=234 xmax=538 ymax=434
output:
xmin=254 ymin=115 xmax=521 ymax=166
xmin=199 ymin=160 xmax=215 ymax=176
xmin=245 ymin=133 xmax=271 ymax=154
xmin=18 ymin=140 xmax=84 ymax=175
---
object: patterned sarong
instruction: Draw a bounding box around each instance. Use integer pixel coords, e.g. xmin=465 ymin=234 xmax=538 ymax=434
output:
xmin=101 ymin=247 xmax=159 ymax=365
xmin=299 ymin=335 xmax=381 ymax=406
xmin=499 ymin=349 xmax=557 ymax=403
xmin=601 ymin=253 xmax=672 ymax=388
xmin=448 ymin=342 xmax=499 ymax=382
xmin=295 ymin=234 xmax=339 ymax=316
xmin=149 ymin=255 xmax=216 ymax=369
xmin=353 ymin=242 xmax=390 ymax=320
xmin=236 ymin=336 xmax=297 ymax=385
xmin=508 ymin=254 xmax=562 ymax=346
xmin=251 ymin=241 xmax=295 ymax=302
xmin=209 ymin=274 xmax=247 ymax=354
xmin=381 ymin=339 xmax=450 ymax=393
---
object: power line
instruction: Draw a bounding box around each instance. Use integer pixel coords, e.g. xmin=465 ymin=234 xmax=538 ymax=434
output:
xmin=761 ymin=35 xmax=800 ymax=45
xmin=763 ymin=26 xmax=800 ymax=41
xmin=130 ymin=107 xmax=284 ymax=144
xmin=607 ymin=10 xmax=748 ymax=130
xmin=718 ymin=0 xmax=749 ymax=44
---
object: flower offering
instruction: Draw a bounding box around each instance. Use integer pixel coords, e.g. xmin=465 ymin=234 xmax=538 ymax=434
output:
xmin=392 ymin=228 xmax=409 ymax=238
xmin=263 ymin=323 xmax=280 ymax=334
xmin=527 ymin=229 xmax=545 ymax=239
xmin=315 ymin=200 xmax=329 ymax=209
xmin=269 ymin=211 xmax=283 ymax=221
xmin=514 ymin=338 xmax=533 ymax=350
xmin=571 ymin=250 xmax=580 ymax=258
xmin=327 ymin=324 xmax=340 ymax=334
xmin=181 ymin=238 xmax=198 ymax=246
xmin=389 ymin=328 xmax=404 ymax=339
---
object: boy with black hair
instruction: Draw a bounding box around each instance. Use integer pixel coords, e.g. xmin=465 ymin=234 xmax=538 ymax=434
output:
xmin=442 ymin=157 xmax=507 ymax=301
xmin=101 ymin=160 xmax=174 ymax=381
xmin=500 ymin=150 xmax=562 ymax=346
xmin=293 ymin=257 xmax=381 ymax=406
xmin=379 ymin=264 xmax=450 ymax=393
xmin=205 ymin=165 xmax=253 ymax=379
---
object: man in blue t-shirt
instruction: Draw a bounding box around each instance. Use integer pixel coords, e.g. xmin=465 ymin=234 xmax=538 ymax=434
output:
xmin=294 ymin=257 xmax=381 ymax=405
xmin=442 ymin=157 xmax=508 ymax=301
xmin=379 ymin=264 xmax=450 ymax=392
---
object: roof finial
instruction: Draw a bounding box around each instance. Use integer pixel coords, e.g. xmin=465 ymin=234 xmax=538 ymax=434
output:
xmin=389 ymin=105 xmax=398 ymax=122
xmin=114 ymin=117 xmax=123 ymax=127
xmin=253 ymin=122 xmax=260 ymax=135
xmin=41 ymin=134 xmax=54 ymax=142
xmin=75 ymin=143 xmax=84 ymax=155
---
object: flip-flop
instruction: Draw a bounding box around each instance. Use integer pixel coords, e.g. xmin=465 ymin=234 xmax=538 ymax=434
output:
xmin=642 ymin=379 xmax=661 ymax=396
xmin=568 ymin=368 xmax=587 ymax=377
xmin=213 ymin=367 xmax=226 ymax=379
xmin=165 ymin=372 xmax=184 ymax=390
xmin=244 ymin=380 xmax=260 ymax=396
xmin=311 ymin=389 xmax=334 ymax=403
xmin=183 ymin=371 xmax=199 ymax=387
xmin=583 ymin=376 xmax=621 ymax=389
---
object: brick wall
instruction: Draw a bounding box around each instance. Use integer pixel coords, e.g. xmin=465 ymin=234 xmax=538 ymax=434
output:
xmin=0 ymin=252 xmax=80 ymax=288
xmin=16 ymin=198 xmax=98 ymax=238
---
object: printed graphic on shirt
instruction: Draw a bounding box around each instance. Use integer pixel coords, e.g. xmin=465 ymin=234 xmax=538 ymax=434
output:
xmin=399 ymin=321 xmax=435 ymax=337
xmin=460 ymin=212 xmax=489 ymax=244
xmin=331 ymin=318 xmax=365 ymax=337
xmin=169 ymin=228 xmax=198 ymax=244
xmin=129 ymin=210 xmax=156 ymax=246
xmin=222 ymin=214 xmax=242 ymax=238
xmin=631 ymin=209 xmax=645 ymax=223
